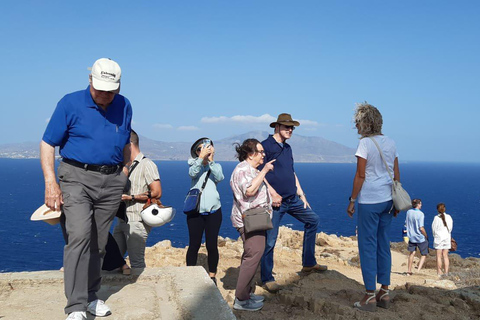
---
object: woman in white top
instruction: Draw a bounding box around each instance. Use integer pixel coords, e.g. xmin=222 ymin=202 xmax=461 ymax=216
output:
xmin=347 ymin=103 xmax=400 ymax=312
xmin=431 ymin=203 xmax=453 ymax=276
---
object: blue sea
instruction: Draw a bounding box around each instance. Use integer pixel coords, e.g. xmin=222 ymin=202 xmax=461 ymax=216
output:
xmin=0 ymin=159 xmax=479 ymax=273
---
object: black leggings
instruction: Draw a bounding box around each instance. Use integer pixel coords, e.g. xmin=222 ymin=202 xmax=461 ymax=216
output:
xmin=186 ymin=208 xmax=223 ymax=273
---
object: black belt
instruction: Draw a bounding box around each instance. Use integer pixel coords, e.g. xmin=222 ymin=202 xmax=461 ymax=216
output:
xmin=63 ymin=158 xmax=123 ymax=175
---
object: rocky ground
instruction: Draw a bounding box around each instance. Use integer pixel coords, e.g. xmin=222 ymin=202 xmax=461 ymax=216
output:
xmin=143 ymin=226 xmax=480 ymax=320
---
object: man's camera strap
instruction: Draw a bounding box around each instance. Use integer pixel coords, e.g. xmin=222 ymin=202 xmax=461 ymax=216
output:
xmin=128 ymin=156 xmax=146 ymax=177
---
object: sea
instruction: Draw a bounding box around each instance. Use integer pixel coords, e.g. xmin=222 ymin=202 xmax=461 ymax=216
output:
xmin=0 ymin=159 xmax=479 ymax=273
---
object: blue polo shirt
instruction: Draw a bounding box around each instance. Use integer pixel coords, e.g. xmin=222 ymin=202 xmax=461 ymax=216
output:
xmin=406 ymin=208 xmax=426 ymax=243
xmin=260 ymin=135 xmax=297 ymax=198
xmin=42 ymin=86 xmax=132 ymax=165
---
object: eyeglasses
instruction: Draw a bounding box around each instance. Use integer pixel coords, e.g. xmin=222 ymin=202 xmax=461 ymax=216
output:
xmin=282 ymin=125 xmax=295 ymax=131
xmin=256 ymin=150 xmax=266 ymax=155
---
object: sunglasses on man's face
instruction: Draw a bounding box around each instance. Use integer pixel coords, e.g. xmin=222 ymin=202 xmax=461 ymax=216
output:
xmin=282 ymin=125 xmax=295 ymax=131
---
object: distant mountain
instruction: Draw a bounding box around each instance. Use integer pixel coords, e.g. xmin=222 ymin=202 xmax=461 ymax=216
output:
xmin=0 ymin=132 xmax=356 ymax=163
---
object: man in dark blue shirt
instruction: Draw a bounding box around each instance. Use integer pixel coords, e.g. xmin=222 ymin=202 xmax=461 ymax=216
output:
xmin=260 ymin=113 xmax=327 ymax=293
xmin=40 ymin=58 xmax=132 ymax=320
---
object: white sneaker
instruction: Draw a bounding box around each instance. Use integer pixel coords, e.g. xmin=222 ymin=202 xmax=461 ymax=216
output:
xmin=87 ymin=299 xmax=111 ymax=316
xmin=66 ymin=311 xmax=86 ymax=320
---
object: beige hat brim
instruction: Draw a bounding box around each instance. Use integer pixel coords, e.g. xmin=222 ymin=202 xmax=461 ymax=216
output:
xmin=31 ymin=204 xmax=62 ymax=225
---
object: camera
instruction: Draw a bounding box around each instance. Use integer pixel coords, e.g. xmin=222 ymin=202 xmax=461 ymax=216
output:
xmin=203 ymin=139 xmax=211 ymax=147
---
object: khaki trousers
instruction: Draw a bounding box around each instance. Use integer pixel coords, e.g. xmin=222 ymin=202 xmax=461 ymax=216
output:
xmin=235 ymin=228 xmax=265 ymax=301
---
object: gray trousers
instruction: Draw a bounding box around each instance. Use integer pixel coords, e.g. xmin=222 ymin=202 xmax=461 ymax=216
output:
xmin=113 ymin=219 xmax=151 ymax=268
xmin=235 ymin=228 xmax=265 ymax=301
xmin=59 ymin=162 xmax=127 ymax=314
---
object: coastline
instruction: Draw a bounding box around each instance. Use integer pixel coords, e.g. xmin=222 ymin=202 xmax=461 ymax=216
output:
xmin=1 ymin=227 xmax=479 ymax=319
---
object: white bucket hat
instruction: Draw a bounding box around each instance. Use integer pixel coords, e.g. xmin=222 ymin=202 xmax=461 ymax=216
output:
xmin=91 ymin=58 xmax=121 ymax=91
xmin=30 ymin=204 xmax=61 ymax=225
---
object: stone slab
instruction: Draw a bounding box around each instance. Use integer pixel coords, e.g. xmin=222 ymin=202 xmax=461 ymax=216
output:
xmin=0 ymin=266 xmax=236 ymax=320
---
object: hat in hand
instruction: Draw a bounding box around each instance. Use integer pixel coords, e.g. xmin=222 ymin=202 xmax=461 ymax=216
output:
xmin=31 ymin=204 xmax=61 ymax=225
xmin=269 ymin=113 xmax=300 ymax=128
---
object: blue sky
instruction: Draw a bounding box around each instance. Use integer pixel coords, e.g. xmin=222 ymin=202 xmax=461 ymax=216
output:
xmin=0 ymin=1 xmax=479 ymax=162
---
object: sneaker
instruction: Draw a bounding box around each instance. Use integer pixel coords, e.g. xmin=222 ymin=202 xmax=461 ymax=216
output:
xmin=210 ymin=277 xmax=217 ymax=286
xmin=250 ymin=293 xmax=265 ymax=302
xmin=263 ymin=281 xmax=281 ymax=293
xmin=233 ymin=298 xmax=263 ymax=311
xmin=87 ymin=299 xmax=111 ymax=317
xmin=66 ymin=311 xmax=86 ymax=320
xmin=301 ymin=264 xmax=328 ymax=273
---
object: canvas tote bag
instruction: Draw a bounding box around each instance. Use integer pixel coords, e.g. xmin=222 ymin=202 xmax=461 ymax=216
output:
xmin=369 ymin=137 xmax=412 ymax=212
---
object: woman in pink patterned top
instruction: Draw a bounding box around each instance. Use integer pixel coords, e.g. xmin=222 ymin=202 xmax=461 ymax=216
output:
xmin=230 ymin=138 xmax=275 ymax=312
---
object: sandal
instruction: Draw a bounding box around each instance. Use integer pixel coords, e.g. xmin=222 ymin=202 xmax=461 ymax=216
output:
xmin=121 ymin=264 xmax=131 ymax=275
xmin=376 ymin=288 xmax=390 ymax=309
xmin=353 ymin=292 xmax=376 ymax=312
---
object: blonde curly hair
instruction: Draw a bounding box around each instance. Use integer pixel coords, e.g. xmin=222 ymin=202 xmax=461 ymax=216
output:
xmin=354 ymin=102 xmax=383 ymax=137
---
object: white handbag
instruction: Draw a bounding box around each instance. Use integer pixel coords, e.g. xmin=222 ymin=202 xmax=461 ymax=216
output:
xmin=369 ymin=137 xmax=412 ymax=212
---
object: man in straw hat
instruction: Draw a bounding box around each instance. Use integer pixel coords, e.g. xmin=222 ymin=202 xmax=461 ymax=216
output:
xmin=260 ymin=113 xmax=327 ymax=293
xmin=40 ymin=58 xmax=132 ymax=320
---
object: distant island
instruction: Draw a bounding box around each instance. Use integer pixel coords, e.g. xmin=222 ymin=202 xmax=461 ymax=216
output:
xmin=0 ymin=131 xmax=356 ymax=163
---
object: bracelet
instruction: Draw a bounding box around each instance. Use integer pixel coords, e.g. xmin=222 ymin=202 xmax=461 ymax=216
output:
xmin=349 ymin=196 xmax=356 ymax=203
xmin=131 ymin=194 xmax=135 ymax=201
xmin=147 ymin=191 xmax=151 ymax=199
xmin=299 ymin=193 xmax=306 ymax=197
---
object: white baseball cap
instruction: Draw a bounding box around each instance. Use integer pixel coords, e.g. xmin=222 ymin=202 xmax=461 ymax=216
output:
xmin=90 ymin=58 xmax=121 ymax=91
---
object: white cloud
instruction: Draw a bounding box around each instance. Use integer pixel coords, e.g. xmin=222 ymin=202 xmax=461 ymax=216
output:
xmin=177 ymin=126 xmax=199 ymax=131
xmin=201 ymin=114 xmax=320 ymax=127
xmin=153 ymin=123 xmax=174 ymax=130
xmin=201 ymin=114 xmax=276 ymax=124
xmin=298 ymin=119 xmax=319 ymax=126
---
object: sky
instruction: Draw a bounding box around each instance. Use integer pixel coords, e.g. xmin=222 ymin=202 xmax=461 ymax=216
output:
xmin=0 ymin=1 xmax=479 ymax=162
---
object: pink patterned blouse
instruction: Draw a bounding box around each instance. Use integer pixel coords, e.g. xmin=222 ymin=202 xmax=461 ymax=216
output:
xmin=230 ymin=160 xmax=272 ymax=228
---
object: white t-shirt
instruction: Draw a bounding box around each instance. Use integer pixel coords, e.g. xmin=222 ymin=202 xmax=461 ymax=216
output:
xmin=355 ymin=135 xmax=399 ymax=204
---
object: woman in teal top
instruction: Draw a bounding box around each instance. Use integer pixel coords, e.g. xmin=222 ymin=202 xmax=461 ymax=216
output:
xmin=186 ymin=137 xmax=224 ymax=285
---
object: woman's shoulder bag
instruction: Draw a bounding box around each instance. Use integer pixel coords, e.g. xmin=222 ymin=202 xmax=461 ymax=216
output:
xmin=183 ymin=170 xmax=211 ymax=215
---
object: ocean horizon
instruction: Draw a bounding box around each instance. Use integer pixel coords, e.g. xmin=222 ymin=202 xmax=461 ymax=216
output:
xmin=0 ymin=158 xmax=479 ymax=273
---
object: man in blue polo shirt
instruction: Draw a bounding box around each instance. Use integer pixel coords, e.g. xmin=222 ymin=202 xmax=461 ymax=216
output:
xmin=40 ymin=58 xmax=132 ymax=320
xmin=406 ymin=198 xmax=429 ymax=275
xmin=260 ymin=113 xmax=327 ymax=293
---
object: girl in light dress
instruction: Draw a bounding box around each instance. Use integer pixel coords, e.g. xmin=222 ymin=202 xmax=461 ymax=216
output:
xmin=431 ymin=203 xmax=453 ymax=276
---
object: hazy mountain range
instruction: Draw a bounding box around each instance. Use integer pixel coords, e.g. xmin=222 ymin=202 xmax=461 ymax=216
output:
xmin=0 ymin=131 xmax=356 ymax=163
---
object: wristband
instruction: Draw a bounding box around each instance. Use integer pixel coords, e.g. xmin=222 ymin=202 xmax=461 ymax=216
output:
xmin=349 ymin=196 xmax=356 ymax=203
xmin=131 ymin=194 xmax=135 ymax=201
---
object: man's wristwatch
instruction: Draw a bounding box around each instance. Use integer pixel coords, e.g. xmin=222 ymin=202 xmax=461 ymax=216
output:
xmin=131 ymin=194 xmax=135 ymax=201
xmin=349 ymin=196 xmax=356 ymax=203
